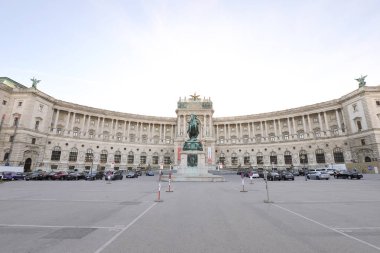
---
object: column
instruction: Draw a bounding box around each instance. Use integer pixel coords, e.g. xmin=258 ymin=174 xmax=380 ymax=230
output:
xmin=287 ymin=118 xmax=291 ymax=135
xmin=123 ymin=121 xmax=127 ymax=140
xmin=177 ymin=115 xmax=181 ymax=135
xmin=274 ymin=119 xmax=277 ymax=137
xmin=96 ymin=117 xmax=101 ymax=137
xmin=264 ymin=121 xmax=268 ymax=139
xmin=81 ymin=114 xmax=86 ymax=135
xmin=64 ymin=112 xmax=71 ymax=134
xmin=302 ymin=115 xmax=307 ymax=135
xmin=307 ymin=114 xmax=312 ymax=132
xmin=127 ymin=121 xmax=131 ymax=140
xmin=324 ymin=112 xmax=329 ymax=136
xmin=336 ymin=110 xmax=342 ymax=134
xmin=216 ymin=124 xmax=219 ymax=141
xmin=292 ymin=117 xmax=296 ymax=137
xmin=53 ymin=109 xmax=60 ymax=130
xmin=318 ymin=113 xmax=323 ymax=132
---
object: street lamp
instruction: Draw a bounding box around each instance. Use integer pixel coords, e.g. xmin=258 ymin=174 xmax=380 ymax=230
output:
xmin=300 ymin=154 xmax=307 ymax=180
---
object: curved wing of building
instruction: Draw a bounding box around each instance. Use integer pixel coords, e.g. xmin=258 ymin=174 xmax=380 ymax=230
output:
xmin=1 ymin=77 xmax=379 ymax=172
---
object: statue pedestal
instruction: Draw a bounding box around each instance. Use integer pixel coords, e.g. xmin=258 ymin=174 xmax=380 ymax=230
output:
xmin=162 ymin=150 xmax=225 ymax=182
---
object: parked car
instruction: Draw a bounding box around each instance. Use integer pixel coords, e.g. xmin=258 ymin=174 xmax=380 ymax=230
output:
xmin=334 ymin=170 xmax=363 ymax=179
xmin=66 ymin=171 xmax=85 ymax=180
xmin=1 ymin=172 xmax=25 ymax=180
xmin=51 ymin=171 xmax=68 ymax=180
xmin=266 ymin=171 xmax=281 ymax=181
xmin=146 ymin=171 xmax=155 ymax=176
xmin=307 ymin=171 xmax=330 ymax=180
xmin=126 ymin=171 xmax=139 ymax=178
xmin=105 ymin=171 xmax=123 ymax=180
xmin=280 ymin=171 xmax=295 ymax=181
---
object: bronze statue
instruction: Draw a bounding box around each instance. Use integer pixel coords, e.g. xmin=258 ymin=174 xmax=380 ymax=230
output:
xmin=187 ymin=114 xmax=200 ymax=140
xmin=30 ymin=77 xmax=41 ymax=89
xmin=355 ymin=75 xmax=367 ymax=88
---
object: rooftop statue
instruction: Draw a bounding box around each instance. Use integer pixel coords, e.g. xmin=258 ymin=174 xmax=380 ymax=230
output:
xmin=30 ymin=77 xmax=41 ymax=89
xmin=355 ymin=75 xmax=367 ymax=88
xmin=190 ymin=92 xmax=200 ymax=101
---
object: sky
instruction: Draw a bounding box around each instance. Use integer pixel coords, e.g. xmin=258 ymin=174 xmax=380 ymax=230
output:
xmin=1 ymin=0 xmax=380 ymax=117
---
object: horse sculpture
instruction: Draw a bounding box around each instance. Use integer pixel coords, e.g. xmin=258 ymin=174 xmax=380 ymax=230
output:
xmin=187 ymin=114 xmax=200 ymax=140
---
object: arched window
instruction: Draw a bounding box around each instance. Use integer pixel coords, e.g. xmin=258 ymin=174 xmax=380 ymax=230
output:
xmin=284 ymin=151 xmax=292 ymax=165
xmin=85 ymin=149 xmax=93 ymax=162
xmin=152 ymin=152 xmax=159 ymax=165
xmin=88 ymin=130 xmax=95 ymax=139
xmin=333 ymin=147 xmax=344 ymax=163
xmin=270 ymin=151 xmax=277 ymax=165
xmin=231 ymin=152 xmax=238 ymax=166
xmin=100 ymin=150 xmax=108 ymax=163
xmin=114 ymin=151 xmax=121 ymax=164
xmin=299 ymin=150 xmax=308 ymax=165
xmin=315 ymin=149 xmax=325 ymax=164
xmin=51 ymin=146 xmax=61 ymax=161
xmin=243 ymin=152 xmax=250 ymax=165
xmin=3 ymin=149 xmax=10 ymax=161
xmin=256 ymin=152 xmax=263 ymax=165
xmin=69 ymin=148 xmax=78 ymax=162
xmin=219 ymin=152 xmax=225 ymax=165
xmin=164 ymin=152 xmax=171 ymax=165
xmin=127 ymin=151 xmax=134 ymax=164
xmin=140 ymin=152 xmax=147 ymax=165
xmin=73 ymin=127 xmax=80 ymax=137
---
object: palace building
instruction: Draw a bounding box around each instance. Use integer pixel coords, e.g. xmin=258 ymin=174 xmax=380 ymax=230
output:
xmin=1 ymin=77 xmax=380 ymax=172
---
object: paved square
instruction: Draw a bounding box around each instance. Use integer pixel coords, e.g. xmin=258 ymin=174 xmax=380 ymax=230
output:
xmin=0 ymin=174 xmax=380 ymax=253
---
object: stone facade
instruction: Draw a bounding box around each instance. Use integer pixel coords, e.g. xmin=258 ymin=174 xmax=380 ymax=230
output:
xmin=1 ymin=77 xmax=380 ymax=172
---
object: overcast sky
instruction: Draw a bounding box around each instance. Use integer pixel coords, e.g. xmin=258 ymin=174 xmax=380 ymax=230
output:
xmin=1 ymin=0 xmax=379 ymax=117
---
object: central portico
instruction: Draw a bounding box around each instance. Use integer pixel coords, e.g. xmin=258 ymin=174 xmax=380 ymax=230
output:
xmin=163 ymin=93 xmax=225 ymax=182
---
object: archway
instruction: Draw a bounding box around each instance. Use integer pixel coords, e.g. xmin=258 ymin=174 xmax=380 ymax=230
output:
xmin=365 ymin=156 xmax=372 ymax=162
xmin=24 ymin=158 xmax=32 ymax=172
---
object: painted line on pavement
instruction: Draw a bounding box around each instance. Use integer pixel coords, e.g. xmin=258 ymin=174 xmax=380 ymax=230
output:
xmin=273 ymin=203 xmax=380 ymax=251
xmin=94 ymin=202 xmax=157 ymax=253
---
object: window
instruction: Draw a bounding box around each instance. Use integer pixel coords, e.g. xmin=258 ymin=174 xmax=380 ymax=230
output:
xmin=163 ymin=154 xmax=171 ymax=165
xmin=315 ymin=149 xmax=325 ymax=164
xmin=284 ymin=151 xmax=292 ymax=165
xmin=376 ymin=101 xmax=380 ymax=106
xmin=333 ymin=128 xmax=339 ymax=135
xmin=75 ymin=118 xmax=80 ymax=123
xmin=152 ymin=153 xmax=159 ymax=165
xmin=298 ymin=120 xmax=302 ymax=125
xmin=315 ymin=131 xmax=321 ymax=137
xmin=57 ymin=128 xmax=62 ymax=135
xmin=31 ymin=138 xmax=36 ymax=144
xmin=73 ymin=128 xmax=79 ymax=137
xmin=255 ymin=135 xmax=262 ymax=143
xmin=357 ymin=121 xmax=362 ymax=131
xmin=90 ymin=120 xmax=95 ymax=126
xmin=116 ymin=133 xmax=122 ymax=142
xmin=140 ymin=153 xmax=147 ymax=165
xmin=13 ymin=117 xmax=19 ymax=127
xmin=69 ymin=148 xmax=78 ymax=162
xmin=361 ymin=139 xmax=366 ymax=145
xmin=18 ymin=101 xmax=22 ymax=106
xmin=219 ymin=153 xmax=225 ymax=165
xmin=129 ymin=134 xmax=135 ymax=142
xmin=353 ymin=104 xmax=358 ymax=112
xmin=114 ymin=151 xmax=121 ymax=164
xmin=127 ymin=151 xmax=134 ymax=164
xmin=89 ymin=130 xmax=95 ymax=139
xmin=39 ymin=104 xmax=44 ymax=112
xmin=299 ymin=132 xmax=304 ymax=139
xmin=35 ymin=121 xmax=40 ymax=130
xmin=333 ymin=147 xmax=344 ymax=163
xmin=231 ymin=153 xmax=238 ymax=166
xmin=299 ymin=150 xmax=308 ymax=164
xmin=85 ymin=149 xmax=93 ymax=162
xmin=270 ymin=151 xmax=277 ymax=165
xmin=219 ymin=137 xmax=224 ymax=144
xmin=100 ymin=150 xmax=108 ymax=163
xmin=243 ymin=153 xmax=250 ymax=165
xmin=9 ymin=136 xmax=14 ymax=142
xmin=313 ymin=117 xmax=318 ymax=123
xmin=284 ymin=134 xmax=289 ymax=140
xmin=283 ymin=122 xmax=287 ymax=127
xmin=270 ymin=135 xmax=275 ymax=142
xmin=2 ymin=100 xmax=6 ymax=105
xmin=3 ymin=152 xmax=10 ymax=161
xmin=51 ymin=146 xmax=61 ymax=161
xmin=256 ymin=152 xmax=263 ymax=165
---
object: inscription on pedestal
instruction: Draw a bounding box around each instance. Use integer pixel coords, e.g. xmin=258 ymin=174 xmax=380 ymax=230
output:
xmin=187 ymin=154 xmax=198 ymax=167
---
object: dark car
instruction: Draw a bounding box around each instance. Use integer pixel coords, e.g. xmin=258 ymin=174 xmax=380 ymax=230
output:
xmin=126 ymin=171 xmax=139 ymax=178
xmin=1 ymin=172 xmax=25 ymax=180
xmin=66 ymin=171 xmax=85 ymax=180
xmin=85 ymin=171 xmax=104 ymax=180
xmin=280 ymin=171 xmax=295 ymax=181
xmin=105 ymin=171 xmax=123 ymax=180
xmin=146 ymin=171 xmax=154 ymax=176
xmin=266 ymin=171 xmax=281 ymax=181
xmin=25 ymin=171 xmax=46 ymax=180
xmin=334 ymin=170 xmax=363 ymax=179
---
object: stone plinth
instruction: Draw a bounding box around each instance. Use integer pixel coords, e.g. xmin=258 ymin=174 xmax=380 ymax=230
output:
xmin=161 ymin=150 xmax=225 ymax=182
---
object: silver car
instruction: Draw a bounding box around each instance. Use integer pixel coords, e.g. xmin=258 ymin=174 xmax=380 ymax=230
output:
xmin=307 ymin=171 xmax=330 ymax=180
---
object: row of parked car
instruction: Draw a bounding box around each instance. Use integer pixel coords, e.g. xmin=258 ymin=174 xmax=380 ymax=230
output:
xmin=1 ymin=169 xmax=156 ymax=181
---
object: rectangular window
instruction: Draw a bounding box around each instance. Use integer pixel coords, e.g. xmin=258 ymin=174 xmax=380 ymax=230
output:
xmin=9 ymin=135 xmax=14 ymax=142
xmin=313 ymin=118 xmax=318 ymax=123
xmin=2 ymin=100 xmax=6 ymax=105
xmin=31 ymin=138 xmax=36 ymax=144
xmin=361 ymin=139 xmax=366 ymax=145
xmin=284 ymin=134 xmax=289 ymax=140
xmin=35 ymin=121 xmax=40 ymax=130
xmin=18 ymin=101 xmax=22 ymax=106
xmin=75 ymin=118 xmax=80 ymax=123
xmin=376 ymin=101 xmax=380 ymax=106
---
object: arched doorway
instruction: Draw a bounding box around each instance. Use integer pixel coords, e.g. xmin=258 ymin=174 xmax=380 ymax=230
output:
xmin=24 ymin=158 xmax=32 ymax=172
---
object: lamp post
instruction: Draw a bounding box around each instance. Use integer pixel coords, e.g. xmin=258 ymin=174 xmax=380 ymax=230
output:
xmin=301 ymin=154 xmax=307 ymax=181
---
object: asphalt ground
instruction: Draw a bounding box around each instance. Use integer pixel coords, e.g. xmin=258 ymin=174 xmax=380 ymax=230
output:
xmin=0 ymin=174 xmax=380 ymax=253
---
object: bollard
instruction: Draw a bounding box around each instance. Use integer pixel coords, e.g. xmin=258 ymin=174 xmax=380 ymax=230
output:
xmin=166 ymin=172 xmax=173 ymax=192
xmin=155 ymin=182 xmax=163 ymax=202
xmin=240 ymin=174 xmax=247 ymax=192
